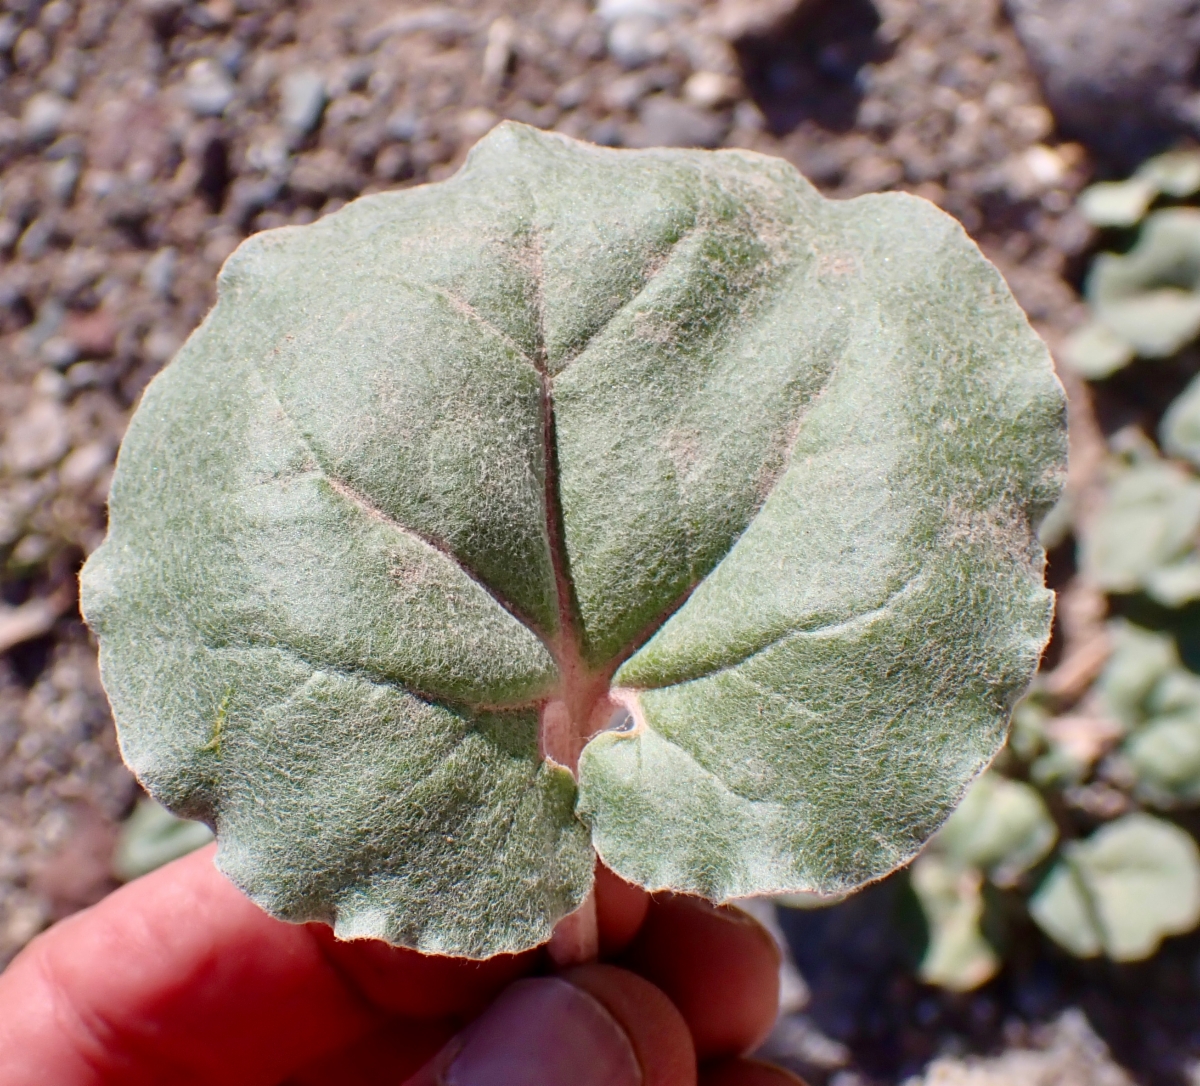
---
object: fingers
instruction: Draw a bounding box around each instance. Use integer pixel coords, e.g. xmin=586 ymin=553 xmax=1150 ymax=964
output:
xmin=0 ymin=840 xmax=784 ymax=1086
xmin=563 ymin=963 xmax=696 ymax=1086
xmin=0 ymin=844 xmax=538 ymax=1086
xmin=285 ymin=1019 xmax=456 ymax=1086
xmin=0 ymin=844 xmax=371 ymax=1086
xmin=394 ymin=892 xmax=785 ymax=1086
xmin=405 ymin=963 xmax=697 ymax=1086
xmin=308 ymin=925 xmax=535 ymax=1019
xmin=700 ymin=1058 xmax=810 ymax=1086
xmin=623 ymin=894 xmax=781 ymax=1060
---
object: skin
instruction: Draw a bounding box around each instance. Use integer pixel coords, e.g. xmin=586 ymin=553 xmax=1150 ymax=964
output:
xmin=0 ymin=845 xmax=807 ymax=1086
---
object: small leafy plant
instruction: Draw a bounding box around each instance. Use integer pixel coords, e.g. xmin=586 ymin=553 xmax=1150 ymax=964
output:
xmin=907 ymin=151 xmax=1200 ymax=991
xmin=83 ymin=123 xmax=1065 ymax=959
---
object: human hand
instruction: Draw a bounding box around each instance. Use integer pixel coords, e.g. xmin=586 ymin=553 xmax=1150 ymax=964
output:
xmin=0 ymin=843 xmax=803 ymax=1085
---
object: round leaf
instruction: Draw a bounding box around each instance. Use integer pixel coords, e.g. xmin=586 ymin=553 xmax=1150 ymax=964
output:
xmin=81 ymin=123 xmax=1066 ymax=956
xmin=1162 ymin=372 xmax=1200 ymax=468
xmin=932 ymin=772 xmax=1057 ymax=888
xmin=1081 ymin=460 xmax=1200 ymax=596
xmin=1097 ymin=621 xmax=1177 ymax=729
xmin=911 ymin=855 xmax=999 ymax=992
xmin=1088 ymin=210 xmax=1200 ymax=358
xmin=1030 ymin=813 xmax=1200 ymax=961
xmin=1060 ymin=320 xmax=1135 ymax=379
xmin=1077 ymin=179 xmax=1157 ymax=229
xmin=1137 ymin=150 xmax=1200 ymax=199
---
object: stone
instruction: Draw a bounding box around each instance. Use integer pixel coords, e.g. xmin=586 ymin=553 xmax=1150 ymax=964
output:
xmin=60 ymin=442 xmax=113 ymax=490
xmin=683 ymin=70 xmax=741 ymax=109
xmin=906 ymin=1009 xmax=1134 ymax=1086
xmin=279 ymin=69 xmax=326 ymax=136
xmin=1006 ymin=0 xmax=1200 ymax=166
xmin=22 ymin=93 xmax=70 ymax=144
xmin=705 ymin=0 xmax=814 ymax=41
xmin=141 ymin=247 xmax=177 ymax=300
xmin=359 ymin=7 xmax=474 ymax=52
xmin=182 ymin=58 xmax=235 ymax=118
xmin=606 ymin=16 xmax=672 ymax=68
xmin=626 ymin=94 xmax=729 ymax=147
xmin=3 ymin=399 xmax=70 ymax=476
xmin=0 ymin=14 xmax=18 ymax=52
xmin=46 ymin=157 xmax=80 ymax=204
xmin=384 ymin=107 xmax=424 ymax=142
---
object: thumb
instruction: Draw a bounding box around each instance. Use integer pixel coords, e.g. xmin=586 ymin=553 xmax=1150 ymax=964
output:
xmin=408 ymin=964 xmax=696 ymax=1086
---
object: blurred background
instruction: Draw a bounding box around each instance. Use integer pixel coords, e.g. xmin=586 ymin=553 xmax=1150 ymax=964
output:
xmin=3 ymin=0 xmax=1200 ymax=1082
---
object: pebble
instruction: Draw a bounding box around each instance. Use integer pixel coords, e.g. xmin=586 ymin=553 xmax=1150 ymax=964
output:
xmin=554 ymin=75 xmax=591 ymax=111
xmin=59 ymin=442 xmax=113 ymax=490
xmin=22 ymin=92 xmax=70 ymax=144
xmin=596 ymin=0 xmax=678 ymax=19
xmin=279 ymin=69 xmax=326 ymax=136
xmin=143 ymin=327 xmax=184 ymax=365
xmin=683 ymin=70 xmax=740 ymax=110
xmin=141 ymin=247 xmax=178 ymax=300
xmin=0 ymin=14 xmax=18 ymax=51
xmin=606 ymin=16 xmax=671 ymax=68
xmin=906 ymin=1009 xmax=1134 ymax=1086
xmin=13 ymin=27 xmax=49 ymax=70
xmin=3 ymin=399 xmax=71 ymax=475
xmin=46 ymin=157 xmax=81 ymax=204
xmin=16 ymin=219 xmax=53 ymax=262
xmin=603 ymin=71 xmax=657 ymax=113
xmin=39 ymin=335 xmax=79 ymax=370
xmin=183 ymin=58 xmax=236 ymax=117
xmin=384 ymin=107 xmax=424 ymax=142
xmin=458 ymin=107 xmax=499 ymax=143
xmin=359 ymin=7 xmax=474 ymax=52
xmin=628 ymin=94 xmax=728 ymax=148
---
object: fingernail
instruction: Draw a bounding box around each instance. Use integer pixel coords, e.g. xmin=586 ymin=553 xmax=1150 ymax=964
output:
xmin=443 ymin=976 xmax=642 ymax=1086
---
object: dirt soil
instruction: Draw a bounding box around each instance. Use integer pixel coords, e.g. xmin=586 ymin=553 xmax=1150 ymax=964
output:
xmin=0 ymin=0 xmax=1134 ymax=1081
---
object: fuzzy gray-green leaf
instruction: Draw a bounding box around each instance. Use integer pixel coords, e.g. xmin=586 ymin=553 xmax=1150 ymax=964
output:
xmin=82 ymin=123 xmax=1065 ymax=956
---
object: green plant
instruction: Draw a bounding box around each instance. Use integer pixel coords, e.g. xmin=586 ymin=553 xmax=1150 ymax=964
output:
xmin=83 ymin=122 xmax=1065 ymax=959
xmin=902 ymin=149 xmax=1200 ymax=990
xmin=1065 ymin=151 xmax=1200 ymax=379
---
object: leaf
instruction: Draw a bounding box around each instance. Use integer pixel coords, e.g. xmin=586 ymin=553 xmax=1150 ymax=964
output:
xmin=933 ymin=773 xmax=1057 ymax=887
xmin=1075 ymin=152 xmax=1200 ymax=228
xmin=113 ymin=797 xmax=215 ymax=882
xmin=1096 ymin=621 xmax=1177 ymax=729
xmin=1125 ymin=715 xmax=1200 ymax=806
xmin=910 ymin=771 xmax=1055 ymax=990
xmin=1093 ymin=293 xmax=1200 ymax=359
xmin=1077 ymin=178 xmax=1157 ymax=229
xmin=911 ymin=854 xmax=999 ymax=991
xmin=1088 ymin=209 xmax=1200 ymax=357
xmin=1120 ymin=662 xmax=1200 ymax=806
xmin=1030 ymin=813 xmax=1200 ymax=960
xmin=1060 ymin=321 xmax=1135 ymax=379
xmin=1137 ymin=150 xmax=1200 ymax=199
xmin=1145 ymin=557 xmax=1200 ymax=606
xmin=80 ymin=123 xmax=1066 ymax=957
xmin=1081 ymin=460 xmax=1200 ymax=596
xmin=1161 ymin=372 xmax=1200 ymax=468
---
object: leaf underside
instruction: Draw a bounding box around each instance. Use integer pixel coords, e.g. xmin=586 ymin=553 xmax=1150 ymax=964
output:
xmin=82 ymin=123 xmax=1066 ymax=958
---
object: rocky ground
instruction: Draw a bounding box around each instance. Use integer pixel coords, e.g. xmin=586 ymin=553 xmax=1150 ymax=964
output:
xmin=0 ymin=0 xmax=1174 ymax=1081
